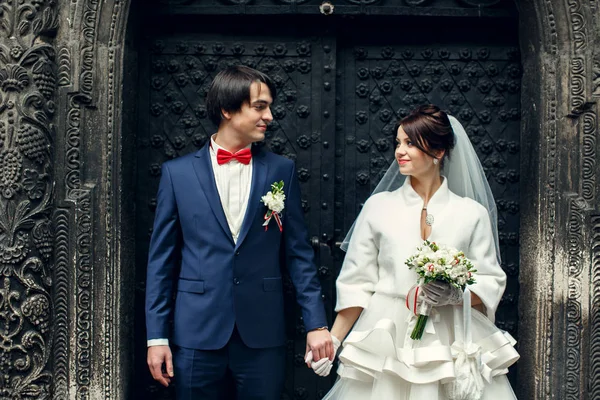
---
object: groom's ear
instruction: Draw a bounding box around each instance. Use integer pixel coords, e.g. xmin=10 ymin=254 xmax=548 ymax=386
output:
xmin=221 ymin=108 xmax=232 ymax=120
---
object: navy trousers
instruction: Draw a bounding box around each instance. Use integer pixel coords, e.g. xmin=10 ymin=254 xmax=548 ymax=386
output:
xmin=173 ymin=327 xmax=286 ymax=400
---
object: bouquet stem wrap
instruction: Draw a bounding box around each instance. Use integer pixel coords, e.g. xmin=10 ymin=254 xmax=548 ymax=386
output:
xmin=406 ymin=284 xmax=433 ymax=340
xmin=411 ymin=301 xmax=432 ymax=340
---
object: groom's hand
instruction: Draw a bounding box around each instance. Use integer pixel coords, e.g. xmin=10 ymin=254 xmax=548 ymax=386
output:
xmin=305 ymin=329 xmax=334 ymax=364
xmin=147 ymin=345 xmax=174 ymax=387
xmin=305 ymin=335 xmax=341 ymax=377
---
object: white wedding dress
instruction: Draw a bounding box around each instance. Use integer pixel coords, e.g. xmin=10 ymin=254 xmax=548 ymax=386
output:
xmin=324 ymin=178 xmax=519 ymax=400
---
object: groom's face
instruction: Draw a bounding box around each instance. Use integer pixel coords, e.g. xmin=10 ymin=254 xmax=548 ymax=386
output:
xmin=222 ymin=82 xmax=273 ymax=145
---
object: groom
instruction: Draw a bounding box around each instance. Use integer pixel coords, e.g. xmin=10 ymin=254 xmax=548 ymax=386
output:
xmin=145 ymin=65 xmax=333 ymax=399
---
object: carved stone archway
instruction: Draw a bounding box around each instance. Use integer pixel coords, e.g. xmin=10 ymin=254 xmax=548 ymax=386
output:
xmin=0 ymin=1 xmax=597 ymax=399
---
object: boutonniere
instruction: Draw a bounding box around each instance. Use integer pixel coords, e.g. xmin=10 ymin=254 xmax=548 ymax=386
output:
xmin=261 ymin=180 xmax=285 ymax=232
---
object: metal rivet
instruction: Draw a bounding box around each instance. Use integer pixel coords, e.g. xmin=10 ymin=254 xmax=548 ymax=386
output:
xmin=320 ymin=2 xmax=334 ymax=16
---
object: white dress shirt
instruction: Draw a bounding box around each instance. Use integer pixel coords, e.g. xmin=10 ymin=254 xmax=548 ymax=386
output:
xmin=208 ymin=136 xmax=253 ymax=243
xmin=148 ymin=135 xmax=253 ymax=347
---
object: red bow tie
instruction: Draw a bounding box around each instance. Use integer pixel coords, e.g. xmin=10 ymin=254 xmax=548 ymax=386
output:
xmin=216 ymin=148 xmax=252 ymax=165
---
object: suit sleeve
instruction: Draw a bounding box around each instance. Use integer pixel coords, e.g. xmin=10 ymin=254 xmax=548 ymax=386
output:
xmin=467 ymin=203 xmax=506 ymax=322
xmin=335 ymin=197 xmax=379 ymax=311
xmin=145 ymin=163 xmax=181 ymax=340
xmin=282 ymin=163 xmax=328 ymax=332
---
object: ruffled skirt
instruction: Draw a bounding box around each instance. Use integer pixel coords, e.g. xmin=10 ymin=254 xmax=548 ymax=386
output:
xmin=323 ymin=292 xmax=519 ymax=400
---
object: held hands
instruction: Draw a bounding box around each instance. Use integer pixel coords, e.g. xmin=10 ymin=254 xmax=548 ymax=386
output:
xmin=422 ymin=280 xmax=463 ymax=307
xmin=305 ymin=335 xmax=341 ymax=377
xmin=305 ymin=328 xmax=334 ymax=363
xmin=147 ymin=345 xmax=174 ymax=387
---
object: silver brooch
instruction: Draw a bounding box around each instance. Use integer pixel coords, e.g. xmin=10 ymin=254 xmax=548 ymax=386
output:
xmin=425 ymin=213 xmax=434 ymax=226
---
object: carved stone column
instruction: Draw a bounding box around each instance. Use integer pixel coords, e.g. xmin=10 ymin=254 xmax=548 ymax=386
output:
xmin=0 ymin=1 xmax=58 ymax=398
xmin=519 ymin=1 xmax=600 ymax=399
xmin=51 ymin=1 xmax=134 ymax=399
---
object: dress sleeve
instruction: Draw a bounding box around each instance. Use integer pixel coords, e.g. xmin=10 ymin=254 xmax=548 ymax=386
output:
xmin=467 ymin=203 xmax=506 ymax=322
xmin=335 ymin=198 xmax=380 ymax=311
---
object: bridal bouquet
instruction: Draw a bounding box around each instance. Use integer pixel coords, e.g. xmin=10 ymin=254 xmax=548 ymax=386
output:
xmin=405 ymin=240 xmax=476 ymax=340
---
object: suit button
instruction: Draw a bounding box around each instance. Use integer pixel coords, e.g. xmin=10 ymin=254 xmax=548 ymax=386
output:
xmin=235 ymin=251 xmax=240 ymax=256
xmin=233 ymin=278 xmax=240 ymax=285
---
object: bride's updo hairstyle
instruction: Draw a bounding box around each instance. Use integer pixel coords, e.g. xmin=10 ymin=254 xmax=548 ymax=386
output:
xmin=399 ymin=104 xmax=455 ymax=167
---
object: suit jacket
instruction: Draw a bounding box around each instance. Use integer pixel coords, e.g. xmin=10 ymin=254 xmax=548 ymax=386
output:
xmin=145 ymin=143 xmax=327 ymax=350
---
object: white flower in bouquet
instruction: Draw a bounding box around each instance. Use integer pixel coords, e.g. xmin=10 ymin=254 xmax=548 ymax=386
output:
xmin=405 ymin=240 xmax=477 ymax=340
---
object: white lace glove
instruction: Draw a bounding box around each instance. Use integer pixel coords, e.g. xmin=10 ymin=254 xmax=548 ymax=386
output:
xmin=422 ymin=280 xmax=463 ymax=307
xmin=305 ymin=335 xmax=341 ymax=377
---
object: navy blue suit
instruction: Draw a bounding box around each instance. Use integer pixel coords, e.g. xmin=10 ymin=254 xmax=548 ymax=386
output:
xmin=145 ymin=144 xmax=327 ymax=399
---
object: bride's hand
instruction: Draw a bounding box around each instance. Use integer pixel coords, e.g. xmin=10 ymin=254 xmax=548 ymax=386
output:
xmin=422 ymin=281 xmax=463 ymax=306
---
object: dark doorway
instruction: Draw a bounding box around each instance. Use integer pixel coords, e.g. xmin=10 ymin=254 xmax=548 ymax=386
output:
xmin=133 ymin=12 xmax=520 ymax=399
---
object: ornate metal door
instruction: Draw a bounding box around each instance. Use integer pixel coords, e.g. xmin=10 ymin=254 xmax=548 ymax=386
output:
xmin=134 ymin=13 xmax=520 ymax=400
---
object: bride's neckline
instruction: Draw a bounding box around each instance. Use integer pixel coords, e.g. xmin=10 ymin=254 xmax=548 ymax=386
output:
xmin=399 ymin=176 xmax=450 ymax=241
xmin=401 ymin=176 xmax=448 ymax=207
xmin=409 ymin=176 xmax=444 ymax=206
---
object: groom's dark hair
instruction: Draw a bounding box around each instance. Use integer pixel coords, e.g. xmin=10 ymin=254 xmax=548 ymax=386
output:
xmin=206 ymin=65 xmax=277 ymax=126
xmin=397 ymin=104 xmax=455 ymax=167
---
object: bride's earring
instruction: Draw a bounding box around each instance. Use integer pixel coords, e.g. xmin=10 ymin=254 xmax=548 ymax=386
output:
xmin=433 ymin=158 xmax=439 ymax=165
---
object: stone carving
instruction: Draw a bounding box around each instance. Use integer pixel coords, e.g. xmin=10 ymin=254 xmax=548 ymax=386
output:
xmin=69 ymin=187 xmax=94 ymax=400
xmin=593 ymin=57 xmax=600 ymax=97
xmin=582 ymin=112 xmax=596 ymax=202
xmin=81 ymin=0 xmax=100 ymax=95
xmin=101 ymin=4 xmax=125 ymax=396
xmin=538 ymin=2 xmax=559 ymax=394
xmin=0 ymin=0 xmax=57 ymax=398
xmin=563 ymin=3 xmax=598 ymax=400
xmin=52 ymin=209 xmax=70 ymax=399
xmin=569 ymin=57 xmax=586 ymax=112
xmin=58 ymin=48 xmax=71 ymax=87
xmin=591 ymin=214 xmax=600 ymax=400
xmin=544 ymin=0 xmax=559 ymax=55
xmin=52 ymin=0 xmax=105 ymax=397
xmin=565 ymin=195 xmax=589 ymax=400
xmin=567 ymin=0 xmax=587 ymax=53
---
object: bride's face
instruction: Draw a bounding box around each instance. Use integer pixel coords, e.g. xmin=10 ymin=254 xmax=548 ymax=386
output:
xmin=395 ymin=126 xmax=437 ymax=178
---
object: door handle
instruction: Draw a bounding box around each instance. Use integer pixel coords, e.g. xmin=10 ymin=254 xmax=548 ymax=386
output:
xmin=311 ymin=237 xmax=344 ymax=254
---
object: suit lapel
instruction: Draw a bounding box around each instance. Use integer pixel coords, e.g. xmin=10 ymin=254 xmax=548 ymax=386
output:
xmin=192 ymin=144 xmax=234 ymax=244
xmin=236 ymin=149 xmax=268 ymax=250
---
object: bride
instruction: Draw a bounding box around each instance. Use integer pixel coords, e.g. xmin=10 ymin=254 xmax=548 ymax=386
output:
xmin=306 ymin=105 xmax=519 ymax=399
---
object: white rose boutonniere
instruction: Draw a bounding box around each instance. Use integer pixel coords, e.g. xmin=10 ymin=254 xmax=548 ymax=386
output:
xmin=261 ymin=180 xmax=285 ymax=232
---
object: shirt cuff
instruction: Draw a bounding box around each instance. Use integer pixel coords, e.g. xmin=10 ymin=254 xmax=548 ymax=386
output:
xmin=147 ymin=338 xmax=169 ymax=347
